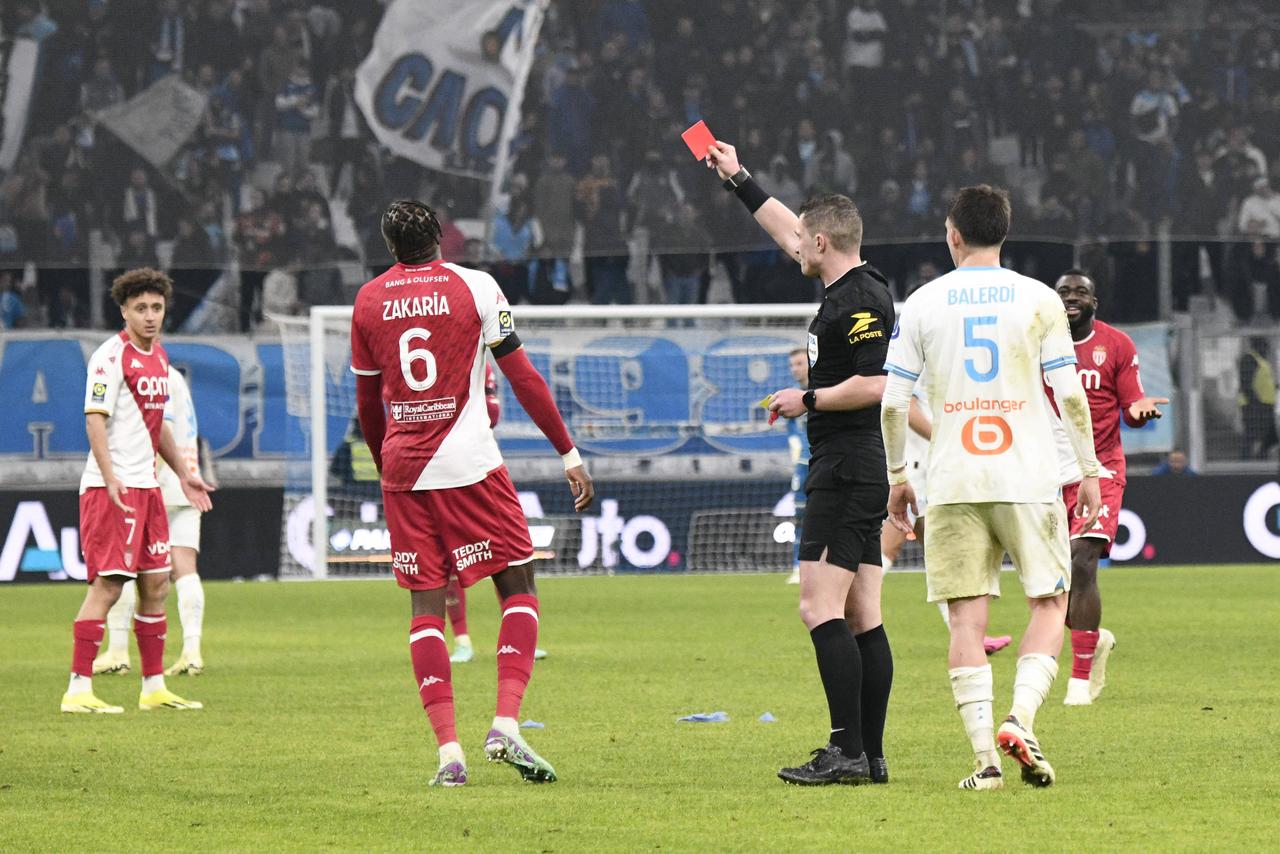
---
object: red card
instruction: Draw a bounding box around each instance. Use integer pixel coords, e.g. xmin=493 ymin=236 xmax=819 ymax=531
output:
xmin=681 ymin=120 xmax=716 ymax=160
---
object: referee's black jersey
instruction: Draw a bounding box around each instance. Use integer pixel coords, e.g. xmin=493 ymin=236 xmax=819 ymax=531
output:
xmin=805 ymin=263 xmax=895 ymax=467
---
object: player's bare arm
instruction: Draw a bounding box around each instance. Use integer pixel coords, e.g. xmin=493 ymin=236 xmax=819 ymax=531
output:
xmin=85 ymin=412 xmax=132 ymax=513
xmin=158 ymin=421 xmax=214 ymax=512
xmin=706 ymin=141 xmax=801 ymax=262
xmin=492 ymin=340 xmax=594 ymax=512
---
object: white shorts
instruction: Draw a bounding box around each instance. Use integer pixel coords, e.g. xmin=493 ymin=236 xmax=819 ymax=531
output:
xmin=923 ymin=502 xmax=1070 ymax=603
xmin=166 ymin=505 xmax=202 ymax=552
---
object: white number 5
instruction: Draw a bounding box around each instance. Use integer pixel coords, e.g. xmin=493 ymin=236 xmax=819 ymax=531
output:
xmin=398 ymin=328 xmax=437 ymax=391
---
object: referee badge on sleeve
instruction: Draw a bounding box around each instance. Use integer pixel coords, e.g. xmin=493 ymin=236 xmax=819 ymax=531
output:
xmin=498 ymin=309 xmax=515 ymax=336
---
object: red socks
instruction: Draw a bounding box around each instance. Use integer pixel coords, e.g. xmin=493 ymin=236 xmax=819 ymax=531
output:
xmin=495 ymin=594 xmax=539 ymax=719
xmin=133 ymin=613 xmax=167 ymax=677
xmin=1071 ymin=629 xmax=1100 ymax=680
xmin=445 ymin=579 xmax=468 ymax=637
xmin=71 ymin=619 xmax=105 ymax=677
xmin=409 ymin=615 xmax=456 ymax=745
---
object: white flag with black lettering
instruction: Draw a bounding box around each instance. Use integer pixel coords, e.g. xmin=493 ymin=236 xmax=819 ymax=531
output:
xmin=354 ymin=0 xmax=547 ymax=179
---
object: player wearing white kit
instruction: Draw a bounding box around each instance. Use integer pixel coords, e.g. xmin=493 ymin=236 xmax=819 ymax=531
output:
xmin=93 ymin=366 xmax=211 ymax=675
xmin=159 ymin=367 xmax=209 ymax=674
xmin=878 ymin=375 xmax=1013 ymax=655
xmin=881 ymin=186 xmax=1101 ymax=789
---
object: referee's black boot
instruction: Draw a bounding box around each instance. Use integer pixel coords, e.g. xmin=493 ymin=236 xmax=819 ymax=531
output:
xmin=777 ymin=744 xmax=872 ymax=786
xmin=870 ymin=756 xmax=889 ymax=784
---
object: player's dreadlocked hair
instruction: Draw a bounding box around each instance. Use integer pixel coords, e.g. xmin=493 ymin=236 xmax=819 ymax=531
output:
xmin=381 ymin=200 xmax=443 ymax=264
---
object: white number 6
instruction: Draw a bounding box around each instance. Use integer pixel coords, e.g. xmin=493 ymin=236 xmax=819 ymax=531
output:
xmin=398 ymin=328 xmax=437 ymax=391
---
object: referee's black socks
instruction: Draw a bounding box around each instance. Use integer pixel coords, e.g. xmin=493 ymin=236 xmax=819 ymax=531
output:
xmin=809 ymin=618 xmax=864 ymax=757
xmin=855 ymin=625 xmax=893 ymax=761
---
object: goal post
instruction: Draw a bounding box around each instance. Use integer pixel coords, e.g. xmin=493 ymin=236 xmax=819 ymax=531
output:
xmin=275 ymin=303 xmax=919 ymax=580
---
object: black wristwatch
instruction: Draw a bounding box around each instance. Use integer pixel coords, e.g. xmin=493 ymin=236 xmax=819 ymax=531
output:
xmin=802 ymin=389 xmax=818 ymax=411
xmin=722 ymin=167 xmax=751 ymax=191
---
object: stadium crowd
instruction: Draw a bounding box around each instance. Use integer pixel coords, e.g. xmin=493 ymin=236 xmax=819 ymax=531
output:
xmin=1 ymin=0 xmax=1280 ymax=328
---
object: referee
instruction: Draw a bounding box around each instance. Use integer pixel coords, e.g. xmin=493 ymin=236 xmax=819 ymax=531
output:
xmin=706 ymin=140 xmax=895 ymax=786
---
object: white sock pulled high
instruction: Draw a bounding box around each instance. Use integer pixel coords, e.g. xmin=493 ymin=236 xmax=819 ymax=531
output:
xmin=491 ymin=716 xmax=520 ymax=738
xmin=105 ymin=580 xmax=136 ymax=655
xmin=439 ymin=741 xmax=464 ymax=767
xmin=1010 ymin=653 xmax=1058 ymax=729
xmin=175 ymin=574 xmax=204 ymax=659
xmin=950 ymin=664 xmax=999 ymax=769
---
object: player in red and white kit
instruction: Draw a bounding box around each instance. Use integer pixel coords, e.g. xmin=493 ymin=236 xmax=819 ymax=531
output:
xmin=352 ymin=200 xmax=593 ymax=787
xmin=1052 ymin=271 xmax=1167 ymax=706
xmin=61 ymin=269 xmax=214 ymax=714
xmin=445 ymin=364 xmax=548 ymax=665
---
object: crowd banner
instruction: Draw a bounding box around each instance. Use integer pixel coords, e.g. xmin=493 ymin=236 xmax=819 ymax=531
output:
xmin=354 ymin=0 xmax=548 ymax=178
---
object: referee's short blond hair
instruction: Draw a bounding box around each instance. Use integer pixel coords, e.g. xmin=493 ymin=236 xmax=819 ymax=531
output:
xmin=798 ymin=194 xmax=863 ymax=253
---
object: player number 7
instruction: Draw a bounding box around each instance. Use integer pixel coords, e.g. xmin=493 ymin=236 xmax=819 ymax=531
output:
xmin=964 ymin=316 xmax=999 ymax=383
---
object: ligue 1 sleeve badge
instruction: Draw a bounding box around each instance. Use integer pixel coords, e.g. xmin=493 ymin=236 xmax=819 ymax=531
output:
xmin=498 ymin=310 xmax=514 ymax=336
xmin=92 ymin=383 xmax=107 ymax=402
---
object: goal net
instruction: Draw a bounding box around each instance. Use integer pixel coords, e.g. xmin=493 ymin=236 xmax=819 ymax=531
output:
xmin=274 ymin=304 xmax=921 ymax=579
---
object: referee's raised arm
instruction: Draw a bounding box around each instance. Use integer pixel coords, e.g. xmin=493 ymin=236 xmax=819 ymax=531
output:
xmin=706 ymin=141 xmax=802 ymax=263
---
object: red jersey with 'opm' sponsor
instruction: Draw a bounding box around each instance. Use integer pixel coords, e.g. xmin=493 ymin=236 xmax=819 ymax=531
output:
xmin=81 ymin=331 xmax=170 ymax=492
xmin=349 ymin=260 xmax=514 ymax=492
xmin=1048 ymin=320 xmax=1145 ymax=484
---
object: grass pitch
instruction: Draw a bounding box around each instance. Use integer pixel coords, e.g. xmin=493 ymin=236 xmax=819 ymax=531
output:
xmin=2 ymin=565 xmax=1277 ymax=852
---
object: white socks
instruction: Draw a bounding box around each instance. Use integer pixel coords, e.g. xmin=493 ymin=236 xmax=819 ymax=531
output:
xmin=454 ymin=633 xmax=471 ymax=649
xmin=950 ymin=664 xmax=999 ymax=769
xmin=68 ymin=673 xmax=92 ymax=694
xmin=105 ymin=580 xmax=136 ymax=655
xmin=1010 ymin=653 xmax=1058 ymax=729
xmin=492 ymin=716 xmax=520 ymax=738
xmin=175 ymin=574 xmax=204 ymax=658
xmin=439 ymin=741 xmax=464 ymax=766
xmin=141 ymin=674 xmax=165 ymax=694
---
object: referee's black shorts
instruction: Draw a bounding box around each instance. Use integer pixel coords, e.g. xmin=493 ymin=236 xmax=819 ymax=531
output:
xmin=798 ymin=452 xmax=888 ymax=571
